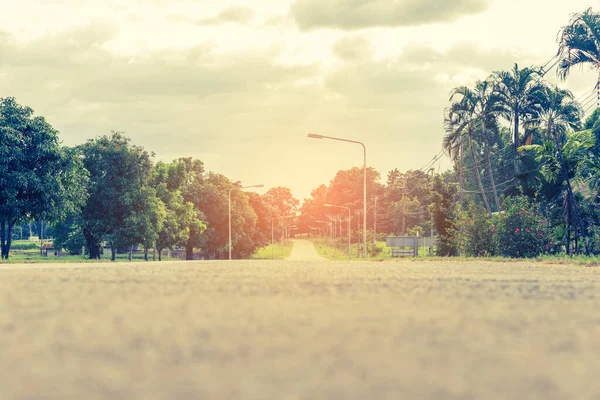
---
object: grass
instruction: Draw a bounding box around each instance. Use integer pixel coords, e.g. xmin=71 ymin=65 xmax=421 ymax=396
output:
xmin=251 ymin=241 xmax=294 ymax=260
xmin=312 ymin=239 xmax=433 ymax=261
xmin=0 ymin=242 xmax=181 ymax=264
xmin=310 ymin=238 xmax=600 ymax=267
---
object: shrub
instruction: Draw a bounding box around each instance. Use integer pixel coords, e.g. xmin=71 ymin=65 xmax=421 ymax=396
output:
xmin=10 ymin=241 xmax=39 ymax=250
xmin=455 ymin=203 xmax=496 ymax=257
xmin=493 ymin=196 xmax=549 ymax=258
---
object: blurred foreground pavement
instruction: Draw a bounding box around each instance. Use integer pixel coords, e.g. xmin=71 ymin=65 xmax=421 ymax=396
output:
xmin=1 ymin=260 xmax=599 ymax=400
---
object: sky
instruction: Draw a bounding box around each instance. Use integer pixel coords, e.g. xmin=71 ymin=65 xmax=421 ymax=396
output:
xmin=1 ymin=0 xmax=599 ymax=202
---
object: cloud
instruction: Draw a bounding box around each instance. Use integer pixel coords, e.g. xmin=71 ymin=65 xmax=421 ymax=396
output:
xmin=0 ymin=23 xmax=320 ymax=160
xmin=292 ymin=0 xmax=492 ymax=30
xmin=175 ymin=6 xmax=255 ymax=26
xmin=331 ymin=35 xmax=372 ymax=61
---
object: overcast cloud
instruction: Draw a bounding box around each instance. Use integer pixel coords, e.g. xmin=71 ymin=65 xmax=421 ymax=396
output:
xmin=0 ymin=0 xmax=597 ymax=201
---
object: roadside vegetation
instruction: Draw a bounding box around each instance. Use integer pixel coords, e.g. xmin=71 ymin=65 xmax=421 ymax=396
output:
xmin=251 ymin=241 xmax=294 ymax=260
xmin=2 ymin=8 xmax=600 ymax=264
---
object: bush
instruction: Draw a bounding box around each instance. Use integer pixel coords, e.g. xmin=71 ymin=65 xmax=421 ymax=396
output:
xmin=493 ymin=196 xmax=549 ymax=258
xmin=10 ymin=241 xmax=39 ymax=250
xmin=455 ymin=203 xmax=496 ymax=257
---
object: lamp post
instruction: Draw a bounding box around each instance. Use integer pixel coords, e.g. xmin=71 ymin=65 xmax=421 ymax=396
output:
xmin=229 ymin=184 xmax=264 ymax=260
xmin=325 ymin=204 xmax=351 ymax=258
xmin=308 ymin=133 xmax=367 ymax=258
xmin=271 ymin=215 xmax=294 ymax=260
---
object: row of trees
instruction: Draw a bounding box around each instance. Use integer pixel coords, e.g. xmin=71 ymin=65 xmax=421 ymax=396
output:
xmin=298 ymin=8 xmax=600 ymax=259
xmin=438 ymin=7 xmax=600 ymax=256
xmin=0 ymin=99 xmax=299 ymax=260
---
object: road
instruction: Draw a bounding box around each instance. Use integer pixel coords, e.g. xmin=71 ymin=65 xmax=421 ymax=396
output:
xmin=285 ymin=239 xmax=325 ymax=260
xmin=1 ymin=260 xmax=600 ymax=399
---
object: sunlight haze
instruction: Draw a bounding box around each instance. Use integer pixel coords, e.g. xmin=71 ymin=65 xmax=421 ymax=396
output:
xmin=0 ymin=0 xmax=597 ymax=200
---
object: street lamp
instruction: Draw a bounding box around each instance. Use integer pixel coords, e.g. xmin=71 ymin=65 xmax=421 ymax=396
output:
xmin=229 ymin=184 xmax=264 ymax=260
xmin=271 ymin=215 xmax=295 ymax=260
xmin=325 ymin=204 xmax=351 ymax=258
xmin=308 ymin=133 xmax=367 ymax=258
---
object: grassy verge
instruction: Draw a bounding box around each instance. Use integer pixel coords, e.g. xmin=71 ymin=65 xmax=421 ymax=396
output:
xmin=310 ymin=238 xmax=600 ymax=266
xmin=251 ymin=241 xmax=294 ymax=260
xmin=0 ymin=246 xmax=181 ymax=264
xmin=312 ymin=239 xmax=433 ymax=261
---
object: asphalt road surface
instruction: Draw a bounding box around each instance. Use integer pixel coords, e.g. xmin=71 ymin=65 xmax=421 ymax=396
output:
xmin=1 ymin=257 xmax=600 ymax=400
xmin=285 ymin=239 xmax=325 ymax=261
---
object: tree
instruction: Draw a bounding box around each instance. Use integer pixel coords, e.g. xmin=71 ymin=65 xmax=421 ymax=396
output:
xmin=152 ymin=161 xmax=205 ymax=261
xmin=557 ymin=8 xmax=600 ymax=79
xmin=428 ymin=173 xmax=459 ymax=257
xmin=196 ymin=173 xmax=259 ymax=259
xmin=474 ymin=79 xmax=504 ymax=210
xmin=0 ymin=97 xmax=88 ymax=259
xmin=493 ymin=64 xmax=544 ymax=175
xmin=178 ymin=158 xmax=208 ymax=260
xmin=264 ymin=187 xmax=299 ymax=217
xmin=445 ymin=86 xmax=491 ymax=212
xmin=522 ymin=129 xmax=591 ymax=255
xmin=78 ymin=132 xmax=158 ymax=260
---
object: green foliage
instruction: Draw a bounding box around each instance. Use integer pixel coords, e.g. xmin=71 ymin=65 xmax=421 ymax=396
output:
xmin=10 ymin=241 xmax=39 ymax=250
xmin=78 ymin=131 xmax=160 ymax=259
xmin=557 ymin=7 xmax=600 ymax=79
xmin=493 ymin=196 xmax=549 ymax=258
xmin=455 ymin=203 xmax=496 ymax=257
xmin=152 ymin=160 xmax=206 ymax=259
xmin=428 ymin=173 xmax=459 ymax=257
xmin=0 ymin=97 xmax=88 ymax=259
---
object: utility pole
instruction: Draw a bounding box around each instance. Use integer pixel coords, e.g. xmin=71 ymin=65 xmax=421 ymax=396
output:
xmin=373 ymin=196 xmax=378 ymax=244
xmin=401 ymin=176 xmax=407 ymax=235
xmin=356 ymin=210 xmax=361 ymax=258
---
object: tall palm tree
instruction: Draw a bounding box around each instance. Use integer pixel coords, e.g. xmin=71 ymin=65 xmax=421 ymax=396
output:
xmin=444 ymin=86 xmax=491 ymax=213
xmin=473 ymin=79 xmax=504 ymax=211
xmin=525 ymin=86 xmax=585 ymax=254
xmin=557 ymin=7 xmax=600 ymax=79
xmin=494 ymin=64 xmax=544 ymax=175
xmin=442 ymin=108 xmax=464 ymax=202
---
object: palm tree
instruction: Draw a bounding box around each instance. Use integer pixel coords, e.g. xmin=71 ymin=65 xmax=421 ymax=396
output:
xmin=557 ymin=7 xmax=600 ymax=79
xmin=524 ymin=86 xmax=585 ymax=254
xmin=494 ymin=64 xmax=544 ymax=175
xmin=444 ymin=86 xmax=491 ymax=213
xmin=473 ymin=79 xmax=504 ymax=211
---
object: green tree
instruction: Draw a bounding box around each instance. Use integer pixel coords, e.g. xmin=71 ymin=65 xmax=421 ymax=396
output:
xmin=197 ymin=173 xmax=259 ymax=259
xmin=474 ymin=79 xmax=504 ymax=211
xmin=493 ymin=64 xmax=544 ymax=175
xmin=0 ymin=97 xmax=88 ymax=259
xmin=78 ymin=132 xmax=158 ymax=260
xmin=522 ymin=129 xmax=592 ymax=254
xmin=428 ymin=173 xmax=459 ymax=256
xmin=178 ymin=158 xmax=207 ymax=260
xmin=152 ymin=161 xmax=205 ymax=261
xmin=557 ymin=7 xmax=600 ymax=79
xmin=445 ymin=86 xmax=491 ymax=212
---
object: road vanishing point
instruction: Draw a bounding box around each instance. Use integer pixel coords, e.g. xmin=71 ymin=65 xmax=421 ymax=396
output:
xmin=1 ymin=241 xmax=599 ymax=399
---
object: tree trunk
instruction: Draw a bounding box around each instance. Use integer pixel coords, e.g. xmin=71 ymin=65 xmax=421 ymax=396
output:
xmin=84 ymin=231 xmax=101 ymax=259
xmin=111 ymin=247 xmax=117 ymax=262
xmin=458 ymin=141 xmax=464 ymax=203
xmin=514 ymin=113 xmax=520 ymax=175
xmin=468 ymin=132 xmax=491 ymax=213
xmin=128 ymin=246 xmax=133 ymax=261
xmin=144 ymin=246 xmax=148 ymax=261
xmin=483 ymin=120 xmax=501 ymax=211
xmin=0 ymin=220 xmax=6 ymax=259
xmin=5 ymin=221 xmax=15 ymax=259
xmin=0 ymin=220 xmax=15 ymax=259
xmin=185 ymin=241 xmax=194 ymax=260
xmin=555 ymin=133 xmax=582 ymax=256
xmin=158 ymin=250 xmax=162 ymax=261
